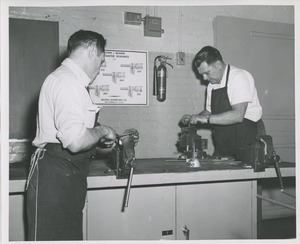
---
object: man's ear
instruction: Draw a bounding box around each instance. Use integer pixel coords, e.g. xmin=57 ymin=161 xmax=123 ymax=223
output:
xmin=88 ymin=45 xmax=97 ymax=60
xmin=214 ymin=60 xmax=223 ymax=70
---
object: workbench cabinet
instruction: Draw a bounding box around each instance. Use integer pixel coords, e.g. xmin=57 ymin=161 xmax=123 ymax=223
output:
xmin=85 ymin=180 xmax=257 ymax=240
xmin=176 ymin=181 xmax=257 ymax=240
xmin=86 ymin=186 xmax=176 ymax=240
xmin=9 ymin=159 xmax=295 ymax=241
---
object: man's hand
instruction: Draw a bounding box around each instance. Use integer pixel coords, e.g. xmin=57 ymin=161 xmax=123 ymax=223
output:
xmin=123 ymin=128 xmax=139 ymax=146
xmin=180 ymin=114 xmax=192 ymax=126
xmin=98 ymin=125 xmax=117 ymax=148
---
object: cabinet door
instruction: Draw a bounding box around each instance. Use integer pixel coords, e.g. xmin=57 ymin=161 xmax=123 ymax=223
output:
xmin=86 ymin=185 xmax=176 ymax=240
xmin=176 ymin=181 xmax=257 ymax=240
xmin=9 ymin=194 xmax=26 ymax=241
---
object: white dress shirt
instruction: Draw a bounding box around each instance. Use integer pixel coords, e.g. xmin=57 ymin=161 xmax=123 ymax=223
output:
xmin=206 ymin=64 xmax=262 ymax=122
xmin=33 ymin=58 xmax=101 ymax=148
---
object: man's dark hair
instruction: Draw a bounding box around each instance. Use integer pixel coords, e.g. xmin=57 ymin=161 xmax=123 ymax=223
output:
xmin=67 ymin=30 xmax=106 ymax=57
xmin=193 ymin=46 xmax=223 ymax=69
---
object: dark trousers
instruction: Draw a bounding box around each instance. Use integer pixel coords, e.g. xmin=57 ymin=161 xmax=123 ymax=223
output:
xmin=26 ymin=144 xmax=93 ymax=241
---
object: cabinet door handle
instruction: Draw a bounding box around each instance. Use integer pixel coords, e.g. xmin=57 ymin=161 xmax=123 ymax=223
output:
xmin=182 ymin=225 xmax=190 ymax=240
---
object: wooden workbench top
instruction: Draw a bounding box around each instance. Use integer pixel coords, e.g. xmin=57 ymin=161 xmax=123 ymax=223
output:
xmin=9 ymin=158 xmax=295 ymax=193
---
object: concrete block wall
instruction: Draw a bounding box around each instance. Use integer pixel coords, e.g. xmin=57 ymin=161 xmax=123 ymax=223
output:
xmin=9 ymin=5 xmax=294 ymax=159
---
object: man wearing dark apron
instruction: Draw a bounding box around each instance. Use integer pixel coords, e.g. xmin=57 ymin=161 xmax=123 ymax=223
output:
xmin=180 ymin=46 xmax=262 ymax=158
xmin=210 ymin=65 xmax=259 ymax=157
xmin=26 ymin=30 xmax=118 ymax=241
xmin=26 ymin=144 xmax=96 ymax=240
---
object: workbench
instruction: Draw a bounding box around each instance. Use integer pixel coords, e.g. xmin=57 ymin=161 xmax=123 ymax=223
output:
xmin=9 ymin=158 xmax=296 ymax=241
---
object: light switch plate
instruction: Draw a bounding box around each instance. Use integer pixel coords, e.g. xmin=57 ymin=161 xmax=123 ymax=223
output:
xmin=176 ymin=51 xmax=185 ymax=65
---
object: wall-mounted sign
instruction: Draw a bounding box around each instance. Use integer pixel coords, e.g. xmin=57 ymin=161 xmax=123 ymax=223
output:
xmin=89 ymin=49 xmax=148 ymax=105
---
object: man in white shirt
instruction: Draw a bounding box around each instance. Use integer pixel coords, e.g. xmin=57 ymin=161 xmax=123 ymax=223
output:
xmin=180 ymin=46 xmax=262 ymax=157
xmin=26 ymin=30 xmax=137 ymax=241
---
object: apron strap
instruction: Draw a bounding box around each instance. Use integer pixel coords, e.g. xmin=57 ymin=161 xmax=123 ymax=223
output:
xmin=225 ymin=65 xmax=230 ymax=87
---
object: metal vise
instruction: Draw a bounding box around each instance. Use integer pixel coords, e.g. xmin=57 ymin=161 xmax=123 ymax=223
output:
xmin=109 ymin=134 xmax=136 ymax=179
xmin=238 ymin=135 xmax=280 ymax=172
xmin=177 ymin=125 xmax=208 ymax=160
xmin=108 ymin=133 xmax=137 ymax=209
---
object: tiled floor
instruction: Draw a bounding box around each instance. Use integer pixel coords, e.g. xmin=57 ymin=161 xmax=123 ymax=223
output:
xmin=259 ymin=216 xmax=296 ymax=239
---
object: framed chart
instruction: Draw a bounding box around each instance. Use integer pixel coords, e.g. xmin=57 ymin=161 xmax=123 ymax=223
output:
xmin=89 ymin=49 xmax=148 ymax=105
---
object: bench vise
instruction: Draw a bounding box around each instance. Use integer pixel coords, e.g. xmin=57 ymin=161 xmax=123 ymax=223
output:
xmin=109 ymin=134 xmax=136 ymax=179
xmin=108 ymin=131 xmax=138 ymax=209
xmin=238 ymin=135 xmax=280 ymax=172
xmin=177 ymin=125 xmax=208 ymax=161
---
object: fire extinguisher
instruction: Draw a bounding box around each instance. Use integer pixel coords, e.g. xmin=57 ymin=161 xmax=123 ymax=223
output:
xmin=153 ymin=55 xmax=173 ymax=102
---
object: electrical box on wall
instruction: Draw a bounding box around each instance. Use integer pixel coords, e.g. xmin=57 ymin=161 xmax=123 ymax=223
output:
xmin=144 ymin=15 xmax=163 ymax=37
xmin=124 ymin=12 xmax=142 ymax=25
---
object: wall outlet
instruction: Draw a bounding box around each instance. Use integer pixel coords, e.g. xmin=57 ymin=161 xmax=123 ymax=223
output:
xmin=176 ymin=51 xmax=185 ymax=65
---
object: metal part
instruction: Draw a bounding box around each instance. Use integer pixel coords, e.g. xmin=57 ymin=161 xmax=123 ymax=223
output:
xmin=144 ymin=15 xmax=163 ymax=37
xmin=124 ymin=167 xmax=134 ymax=207
xmin=256 ymin=194 xmax=296 ymax=211
xmin=155 ymin=55 xmax=173 ymax=69
xmin=124 ymin=12 xmax=142 ymax=25
xmin=153 ymin=55 xmax=173 ymax=102
xmin=108 ymin=131 xmax=138 ymax=209
xmin=238 ymin=135 xmax=296 ymax=210
xmin=238 ymin=135 xmax=280 ymax=172
xmin=186 ymin=158 xmax=201 ymax=168
xmin=182 ymin=225 xmax=190 ymax=240
xmin=177 ymin=125 xmax=208 ymax=166
xmin=162 ymin=230 xmax=173 ymax=236
xmin=115 ymin=133 xmax=136 ymax=178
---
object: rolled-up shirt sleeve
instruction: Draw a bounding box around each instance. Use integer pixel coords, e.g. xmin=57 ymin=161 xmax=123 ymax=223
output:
xmin=228 ymin=71 xmax=253 ymax=105
xmin=54 ymin=76 xmax=86 ymax=148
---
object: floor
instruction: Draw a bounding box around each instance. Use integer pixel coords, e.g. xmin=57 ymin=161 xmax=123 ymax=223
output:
xmin=259 ymin=216 xmax=297 ymax=239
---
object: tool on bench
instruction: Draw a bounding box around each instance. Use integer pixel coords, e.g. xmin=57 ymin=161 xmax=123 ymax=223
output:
xmin=238 ymin=135 xmax=296 ymax=210
xmin=238 ymin=135 xmax=281 ymax=172
xmin=108 ymin=130 xmax=138 ymax=209
xmin=177 ymin=125 xmax=208 ymax=167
